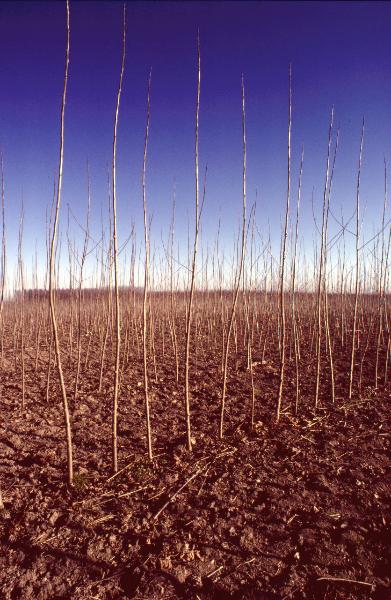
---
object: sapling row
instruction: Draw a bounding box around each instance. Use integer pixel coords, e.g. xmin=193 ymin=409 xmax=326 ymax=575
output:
xmin=0 ymin=2 xmax=389 ymax=492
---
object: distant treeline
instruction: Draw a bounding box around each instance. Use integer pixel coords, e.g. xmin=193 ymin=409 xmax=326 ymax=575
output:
xmin=15 ymin=287 xmax=142 ymax=301
xmin=14 ymin=287 xmax=390 ymax=303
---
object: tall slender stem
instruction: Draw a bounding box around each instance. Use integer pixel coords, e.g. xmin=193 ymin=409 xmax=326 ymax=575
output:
xmin=276 ymin=64 xmax=292 ymax=422
xmin=112 ymin=4 xmax=126 ymax=474
xmin=184 ymin=32 xmax=201 ymax=452
xmin=314 ymin=107 xmax=334 ymax=409
xmin=219 ymin=74 xmax=247 ymax=438
xmin=349 ymin=119 xmax=364 ymax=399
xmin=48 ymin=0 xmax=73 ymax=486
xmin=142 ymin=69 xmax=153 ymax=460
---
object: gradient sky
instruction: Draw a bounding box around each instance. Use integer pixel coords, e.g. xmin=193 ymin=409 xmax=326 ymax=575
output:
xmin=0 ymin=1 xmax=390 ymax=289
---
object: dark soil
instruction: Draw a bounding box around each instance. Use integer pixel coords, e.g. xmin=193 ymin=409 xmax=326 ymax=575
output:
xmin=1 ymin=329 xmax=390 ymax=599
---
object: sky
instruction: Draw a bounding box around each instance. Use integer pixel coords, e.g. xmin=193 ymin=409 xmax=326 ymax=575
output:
xmin=0 ymin=1 xmax=390 ymax=289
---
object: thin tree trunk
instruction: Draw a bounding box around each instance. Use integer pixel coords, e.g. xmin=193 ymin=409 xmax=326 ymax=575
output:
xmin=314 ymin=108 xmax=334 ymax=409
xmin=184 ymin=33 xmax=201 ymax=452
xmin=48 ymin=0 xmax=73 ymax=486
xmin=75 ymin=166 xmax=91 ymax=399
xmin=142 ymin=69 xmax=153 ymax=460
xmin=375 ymin=160 xmax=387 ymax=388
xmin=323 ymin=130 xmax=339 ymax=405
xmin=111 ymin=5 xmax=126 ymax=474
xmin=219 ymin=75 xmax=247 ymax=438
xmin=18 ymin=202 xmax=25 ymax=408
xmin=348 ymin=120 xmax=364 ymax=399
xmin=292 ymin=145 xmax=304 ymax=414
xmin=276 ymin=65 xmax=292 ymax=422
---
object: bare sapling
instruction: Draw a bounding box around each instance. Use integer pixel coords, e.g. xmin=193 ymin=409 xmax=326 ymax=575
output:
xmin=323 ymin=129 xmax=339 ymax=405
xmin=48 ymin=0 xmax=73 ymax=486
xmin=112 ymin=4 xmax=126 ymax=473
xmin=291 ymin=145 xmax=304 ymax=413
xmin=245 ymin=205 xmax=257 ymax=427
xmin=74 ymin=164 xmax=91 ymax=399
xmin=98 ymin=175 xmax=113 ymax=393
xmin=339 ymin=210 xmax=347 ymax=349
xmin=45 ymin=195 xmax=55 ymax=402
xmin=219 ymin=74 xmax=247 ymax=438
xmin=184 ymin=32 xmax=201 ymax=452
xmin=34 ymin=309 xmax=42 ymax=372
xmin=66 ymin=205 xmax=74 ymax=361
xmin=142 ymin=69 xmax=153 ymax=460
xmin=168 ymin=193 xmax=180 ymax=383
xmin=314 ymin=107 xmax=334 ymax=409
xmin=375 ymin=159 xmax=387 ymax=387
xmin=348 ymin=119 xmax=364 ymax=400
xmin=276 ymin=65 xmax=292 ymax=422
xmin=359 ymin=306 xmax=375 ymax=395
xmin=18 ymin=201 xmax=26 ymax=408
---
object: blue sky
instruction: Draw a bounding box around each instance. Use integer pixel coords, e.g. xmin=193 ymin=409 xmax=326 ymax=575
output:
xmin=0 ymin=1 xmax=390 ymax=289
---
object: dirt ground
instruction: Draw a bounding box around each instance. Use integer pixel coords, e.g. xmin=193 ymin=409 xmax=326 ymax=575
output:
xmin=1 ymin=328 xmax=390 ymax=599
